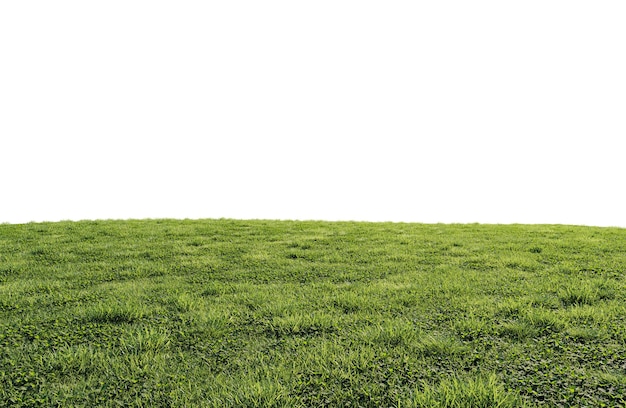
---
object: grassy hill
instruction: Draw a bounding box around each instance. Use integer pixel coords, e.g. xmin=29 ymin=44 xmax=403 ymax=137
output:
xmin=1 ymin=219 xmax=625 ymax=407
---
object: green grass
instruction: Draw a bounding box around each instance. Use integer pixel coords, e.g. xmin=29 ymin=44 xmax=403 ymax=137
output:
xmin=1 ymin=219 xmax=625 ymax=407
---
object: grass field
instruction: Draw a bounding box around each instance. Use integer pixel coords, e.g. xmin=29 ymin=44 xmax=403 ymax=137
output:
xmin=1 ymin=219 xmax=625 ymax=407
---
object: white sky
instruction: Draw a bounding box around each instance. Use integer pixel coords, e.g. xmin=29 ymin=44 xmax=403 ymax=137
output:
xmin=1 ymin=1 xmax=625 ymax=227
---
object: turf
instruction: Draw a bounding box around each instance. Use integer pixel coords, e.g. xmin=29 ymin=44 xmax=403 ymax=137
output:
xmin=1 ymin=219 xmax=625 ymax=407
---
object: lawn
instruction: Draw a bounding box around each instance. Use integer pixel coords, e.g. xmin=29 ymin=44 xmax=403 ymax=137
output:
xmin=1 ymin=219 xmax=625 ymax=407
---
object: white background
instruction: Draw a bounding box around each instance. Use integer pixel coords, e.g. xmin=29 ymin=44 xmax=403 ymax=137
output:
xmin=1 ymin=1 xmax=625 ymax=227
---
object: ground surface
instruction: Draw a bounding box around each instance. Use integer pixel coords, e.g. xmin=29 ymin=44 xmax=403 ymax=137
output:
xmin=1 ymin=219 xmax=625 ymax=407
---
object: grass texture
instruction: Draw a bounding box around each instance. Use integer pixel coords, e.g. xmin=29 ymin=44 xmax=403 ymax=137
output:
xmin=1 ymin=219 xmax=625 ymax=407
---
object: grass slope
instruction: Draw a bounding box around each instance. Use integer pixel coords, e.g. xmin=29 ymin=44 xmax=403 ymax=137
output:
xmin=1 ymin=219 xmax=625 ymax=407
